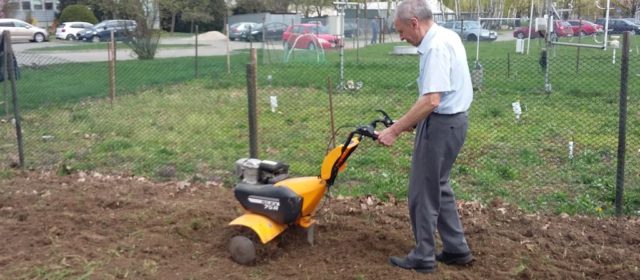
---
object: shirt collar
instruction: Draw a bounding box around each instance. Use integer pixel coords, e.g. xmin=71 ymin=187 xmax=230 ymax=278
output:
xmin=417 ymin=23 xmax=438 ymax=54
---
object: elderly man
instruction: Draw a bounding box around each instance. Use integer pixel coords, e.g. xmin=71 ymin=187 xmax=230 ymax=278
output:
xmin=376 ymin=0 xmax=475 ymax=274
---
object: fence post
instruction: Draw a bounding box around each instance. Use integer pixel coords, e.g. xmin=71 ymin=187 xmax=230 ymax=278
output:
xmin=4 ymin=31 xmax=24 ymax=169
xmin=364 ymin=0 xmax=368 ymax=46
xmin=108 ymin=30 xmax=116 ymax=105
xmin=195 ymin=25 xmax=199 ymax=78
xmin=327 ymin=77 xmax=336 ymax=151
xmin=2 ymin=38 xmax=7 ymax=117
xmin=507 ymin=52 xmax=511 ymax=78
xmin=576 ymin=19 xmax=582 ymax=73
xmin=247 ymin=49 xmax=258 ymax=158
xmin=226 ymin=19 xmax=231 ymax=74
xmin=615 ymin=31 xmax=630 ymax=216
xmin=356 ymin=4 xmax=360 ymax=63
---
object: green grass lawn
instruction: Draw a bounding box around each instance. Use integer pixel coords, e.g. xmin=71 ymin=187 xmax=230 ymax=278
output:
xmin=1 ymin=36 xmax=639 ymax=216
xmin=2 ymin=81 xmax=637 ymax=216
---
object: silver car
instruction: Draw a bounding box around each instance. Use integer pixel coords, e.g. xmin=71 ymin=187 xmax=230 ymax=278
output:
xmin=441 ymin=20 xmax=498 ymax=41
xmin=0 ymin=18 xmax=49 ymax=43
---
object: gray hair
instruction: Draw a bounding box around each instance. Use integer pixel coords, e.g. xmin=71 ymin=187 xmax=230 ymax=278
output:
xmin=394 ymin=0 xmax=433 ymax=22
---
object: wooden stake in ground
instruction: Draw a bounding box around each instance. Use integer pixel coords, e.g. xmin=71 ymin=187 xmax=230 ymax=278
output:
xmin=4 ymin=31 xmax=24 ymax=169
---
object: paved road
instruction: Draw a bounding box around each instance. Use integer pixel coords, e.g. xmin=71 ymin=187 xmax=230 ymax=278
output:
xmin=12 ymin=32 xmax=515 ymax=66
xmin=12 ymin=37 xmax=253 ymax=66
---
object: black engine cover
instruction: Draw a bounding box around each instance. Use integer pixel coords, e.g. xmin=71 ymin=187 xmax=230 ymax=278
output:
xmin=234 ymin=183 xmax=303 ymax=225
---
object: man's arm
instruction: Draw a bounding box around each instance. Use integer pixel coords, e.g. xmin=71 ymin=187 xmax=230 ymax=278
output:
xmin=377 ymin=92 xmax=440 ymax=146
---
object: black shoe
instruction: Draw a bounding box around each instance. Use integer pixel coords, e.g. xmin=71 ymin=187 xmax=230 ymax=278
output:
xmin=388 ymin=256 xmax=436 ymax=273
xmin=435 ymin=251 xmax=474 ymax=265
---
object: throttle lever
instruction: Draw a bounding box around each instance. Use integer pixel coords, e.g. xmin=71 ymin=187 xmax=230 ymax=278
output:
xmin=356 ymin=125 xmax=378 ymax=140
xmin=376 ymin=109 xmax=395 ymax=127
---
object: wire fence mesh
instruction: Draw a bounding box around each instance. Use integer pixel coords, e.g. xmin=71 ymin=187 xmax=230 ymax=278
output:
xmin=1 ymin=34 xmax=638 ymax=215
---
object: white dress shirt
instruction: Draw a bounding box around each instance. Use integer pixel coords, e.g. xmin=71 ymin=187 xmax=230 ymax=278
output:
xmin=417 ymin=24 xmax=473 ymax=114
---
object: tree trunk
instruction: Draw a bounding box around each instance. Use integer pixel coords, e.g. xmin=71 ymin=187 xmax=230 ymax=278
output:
xmin=171 ymin=13 xmax=176 ymax=33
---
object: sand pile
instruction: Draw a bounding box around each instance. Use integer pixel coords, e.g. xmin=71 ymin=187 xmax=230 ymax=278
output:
xmin=192 ymin=31 xmax=228 ymax=41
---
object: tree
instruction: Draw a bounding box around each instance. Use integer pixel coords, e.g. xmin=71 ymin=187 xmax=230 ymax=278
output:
xmin=87 ymin=0 xmax=119 ymax=19
xmin=59 ymin=0 xmax=90 ymax=12
xmin=159 ymin=0 xmax=187 ymax=33
xmin=0 ymin=0 xmax=19 ymax=18
xmin=181 ymin=0 xmax=215 ymax=33
xmin=289 ymin=0 xmax=332 ymax=17
xmin=59 ymin=4 xmax=98 ymax=24
xmin=158 ymin=0 xmax=225 ymax=33
xmin=233 ymin=0 xmax=267 ymax=14
xmin=233 ymin=0 xmax=297 ymax=14
xmin=263 ymin=0 xmax=295 ymax=13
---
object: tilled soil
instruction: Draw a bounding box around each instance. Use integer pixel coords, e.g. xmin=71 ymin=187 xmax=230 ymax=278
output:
xmin=1 ymin=172 xmax=639 ymax=279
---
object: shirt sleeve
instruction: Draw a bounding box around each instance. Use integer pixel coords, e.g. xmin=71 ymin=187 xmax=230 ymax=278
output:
xmin=419 ymin=47 xmax=452 ymax=95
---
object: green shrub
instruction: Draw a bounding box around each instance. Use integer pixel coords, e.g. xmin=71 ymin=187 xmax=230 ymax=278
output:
xmin=59 ymin=5 xmax=97 ymax=24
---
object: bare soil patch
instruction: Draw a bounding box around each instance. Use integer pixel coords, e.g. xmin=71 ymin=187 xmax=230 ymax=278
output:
xmin=1 ymin=172 xmax=639 ymax=279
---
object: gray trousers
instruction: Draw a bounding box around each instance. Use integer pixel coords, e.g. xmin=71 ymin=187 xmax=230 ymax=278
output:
xmin=407 ymin=112 xmax=470 ymax=264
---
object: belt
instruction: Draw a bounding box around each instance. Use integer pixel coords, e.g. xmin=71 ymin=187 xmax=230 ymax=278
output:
xmin=432 ymin=111 xmax=468 ymax=117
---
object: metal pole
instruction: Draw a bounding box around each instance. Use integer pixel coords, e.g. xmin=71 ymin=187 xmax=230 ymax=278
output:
xmin=476 ymin=18 xmax=480 ymax=63
xmin=195 ymin=25 xmax=199 ymax=78
xmin=340 ymin=4 xmax=345 ymax=90
xmin=4 ymin=31 xmax=24 ymax=169
xmin=364 ymin=0 xmax=368 ymax=46
xmin=226 ymin=18 xmax=231 ymax=74
xmin=3 ymin=35 xmax=8 ymax=117
xmin=603 ymin=0 xmax=611 ymax=51
xmin=526 ymin=0 xmax=534 ymax=55
xmin=356 ymin=4 xmax=360 ymax=63
xmin=109 ymin=30 xmax=116 ymax=105
xmin=247 ymin=49 xmax=258 ymax=158
xmin=507 ymin=52 xmax=510 ymax=78
xmin=328 ymin=76 xmax=336 ymax=150
xmin=615 ymin=31 xmax=630 ymax=216
xmin=550 ymin=41 xmax=606 ymax=49
xmin=544 ymin=0 xmax=552 ymax=93
xmin=576 ymin=19 xmax=581 ymax=73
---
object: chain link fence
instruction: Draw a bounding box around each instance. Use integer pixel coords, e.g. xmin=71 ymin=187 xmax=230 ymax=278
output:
xmin=1 ymin=33 xmax=638 ymax=215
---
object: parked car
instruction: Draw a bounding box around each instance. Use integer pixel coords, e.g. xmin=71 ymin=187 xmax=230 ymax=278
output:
xmin=0 ymin=18 xmax=49 ymax=43
xmin=228 ymin=22 xmax=259 ymax=41
xmin=566 ymin=19 xmax=602 ymax=36
xmin=594 ymin=18 xmax=640 ymax=34
xmin=513 ymin=20 xmax=574 ymax=39
xmin=77 ymin=20 xmax=137 ymax=42
xmin=55 ymin=21 xmax=94 ymax=40
xmin=343 ymin=22 xmax=360 ymax=38
xmin=440 ymin=20 xmax=498 ymax=41
xmin=282 ymin=24 xmax=341 ymax=50
xmin=624 ymin=18 xmax=640 ymax=25
xmin=240 ymin=23 xmax=287 ymax=42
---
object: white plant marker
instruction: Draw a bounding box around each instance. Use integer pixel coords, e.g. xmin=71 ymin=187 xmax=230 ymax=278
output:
xmin=512 ymin=101 xmax=522 ymax=122
xmin=270 ymin=96 xmax=278 ymax=113
xmin=568 ymin=141 xmax=574 ymax=160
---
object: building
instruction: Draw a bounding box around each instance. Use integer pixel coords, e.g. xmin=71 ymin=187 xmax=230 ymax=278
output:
xmin=6 ymin=0 xmax=60 ymax=28
xmin=3 ymin=0 xmax=160 ymax=29
xmin=344 ymin=1 xmax=455 ymax=22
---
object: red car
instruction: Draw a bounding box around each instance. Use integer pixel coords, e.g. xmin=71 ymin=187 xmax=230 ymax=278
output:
xmin=282 ymin=24 xmax=341 ymax=50
xmin=513 ymin=20 xmax=574 ymax=39
xmin=566 ymin=20 xmax=603 ymax=35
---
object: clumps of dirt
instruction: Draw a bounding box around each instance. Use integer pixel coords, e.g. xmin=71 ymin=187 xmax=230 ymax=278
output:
xmin=1 ymin=172 xmax=639 ymax=279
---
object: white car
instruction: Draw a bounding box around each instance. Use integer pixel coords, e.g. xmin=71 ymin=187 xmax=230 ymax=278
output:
xmin=0 ymin=18 xmax=49 ymax=42
xmin=56 ymin=21 xmax=94 ymax=41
